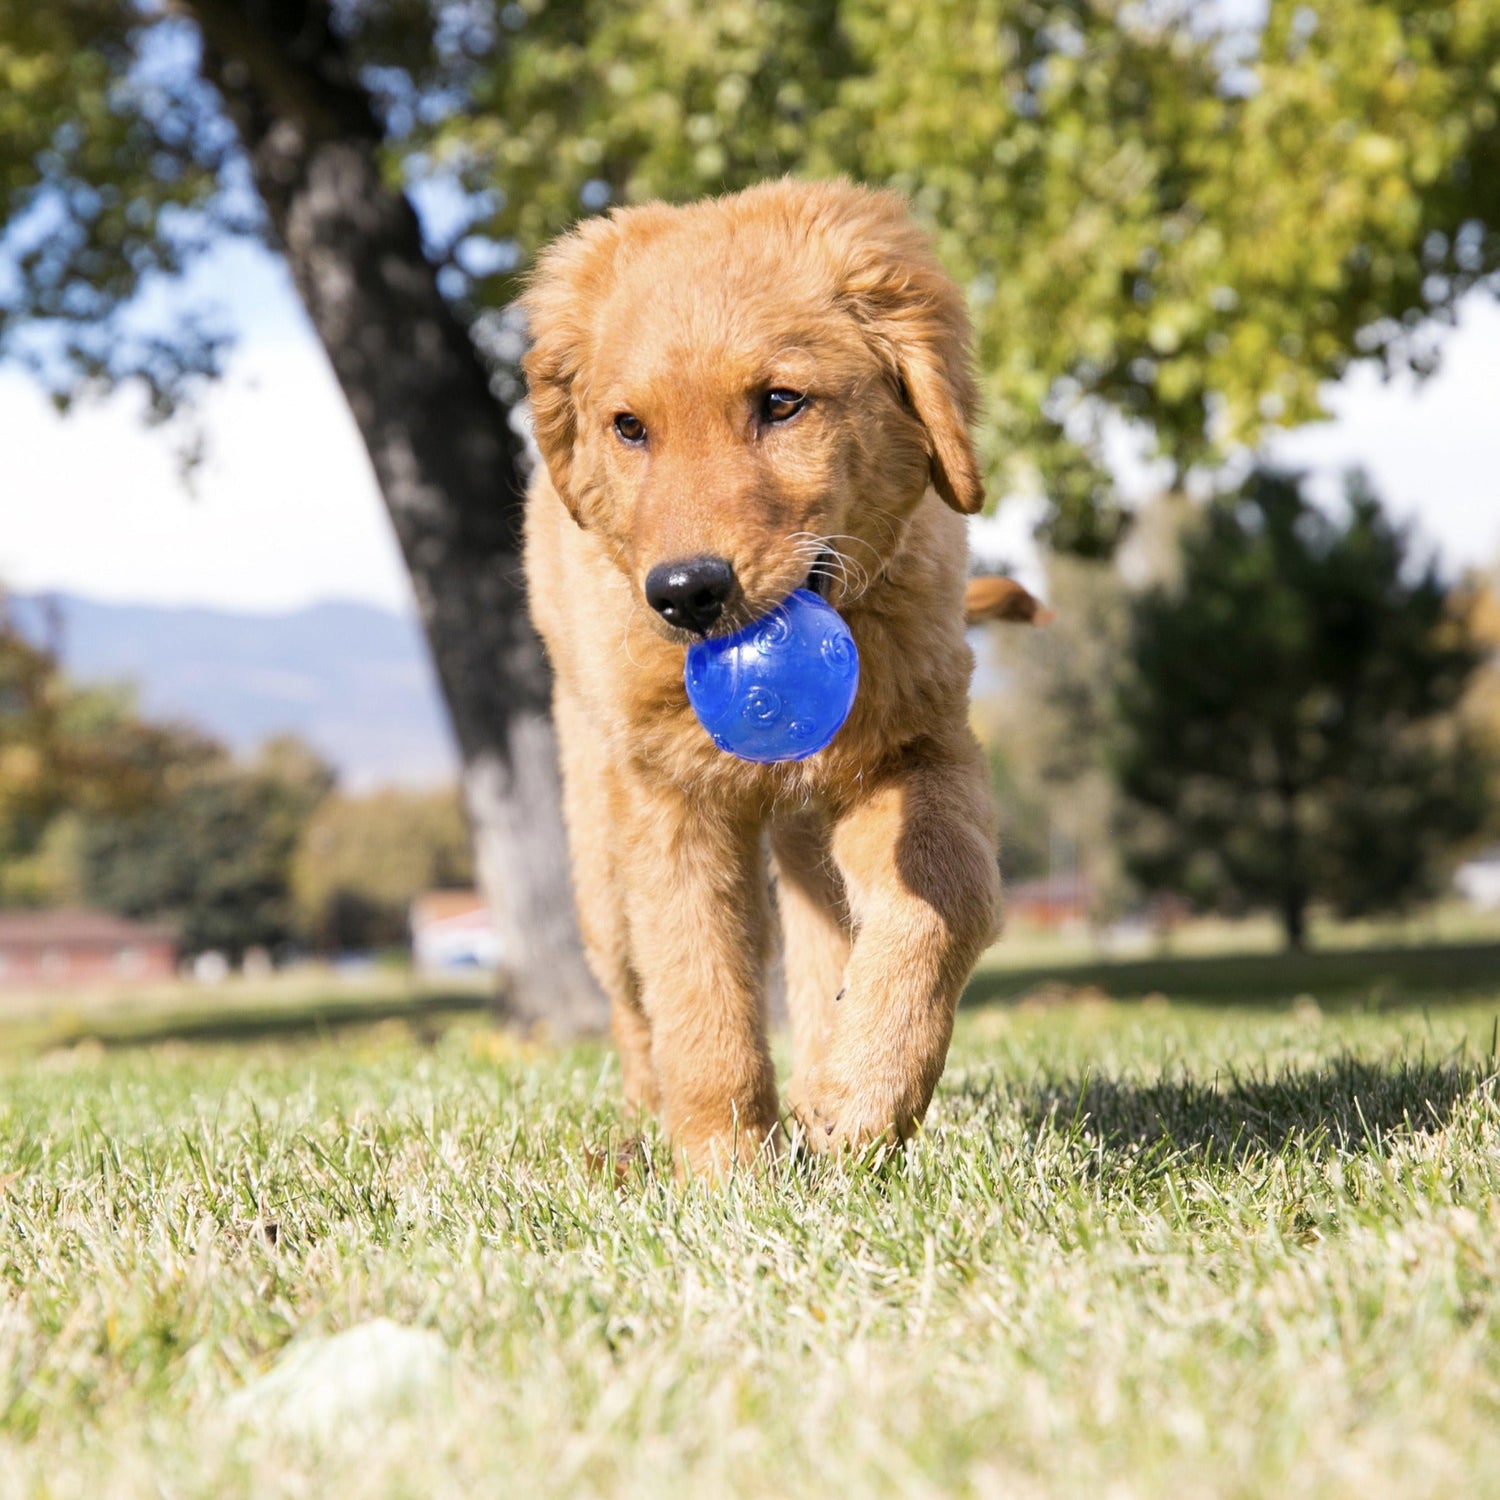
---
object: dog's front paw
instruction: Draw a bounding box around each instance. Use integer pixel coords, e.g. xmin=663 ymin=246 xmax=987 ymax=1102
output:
xmin=671 ymin=1119 xmax=781 ymax=1181
xmin=791 ymin=1064 xmax=923 ymax=1156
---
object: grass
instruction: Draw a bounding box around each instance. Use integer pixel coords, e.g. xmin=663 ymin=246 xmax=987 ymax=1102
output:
xmin=5 ymin=983 xmax=1500 ymax=1497
xmin=0 ymin=966 xmax=494 ymax=1057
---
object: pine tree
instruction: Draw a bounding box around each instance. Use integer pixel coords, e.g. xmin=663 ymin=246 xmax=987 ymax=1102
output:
xmin=1116 ymin=469 xmax=1494 ymax=949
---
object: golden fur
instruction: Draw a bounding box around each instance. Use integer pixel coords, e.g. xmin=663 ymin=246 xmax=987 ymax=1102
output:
xmin=963 ymin=574 xmax=1054 ymax=626
xmin=522 ymin=178 xmax=1009 ymax=1173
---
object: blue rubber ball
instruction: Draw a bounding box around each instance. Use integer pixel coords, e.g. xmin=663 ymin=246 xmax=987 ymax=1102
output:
xmin=684 ymin=588 xmax=859 ymax=763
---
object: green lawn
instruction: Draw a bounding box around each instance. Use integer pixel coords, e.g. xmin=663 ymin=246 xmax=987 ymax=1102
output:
xmin=5 ymin=984 xmax=1500 ymax=1498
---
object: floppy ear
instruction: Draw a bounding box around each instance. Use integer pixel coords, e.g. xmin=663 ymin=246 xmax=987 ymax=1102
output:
xmin=519 ymin=215 xmax=623 ymax=527
xmin=834 ymin=188 xmax=986 ymax=514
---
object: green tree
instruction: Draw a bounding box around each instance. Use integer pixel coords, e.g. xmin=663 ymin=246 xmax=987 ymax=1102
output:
xmin=0 ymin=610 xmax=65 ymax=884
xmin=292 ymin=785 xmax=474 ymax=951
xmin=79 ymin=734 xmax=333 ymax=959
xmin=6 ymin=0 xmax=1500 ymax=1018
xmin=473 ymin=0 xmax=1500 ymax=547
xmin=1 ymin=593 xmax=334 ymax=950
xmin=1115 ymin=469 xmax=1493 ymax=949
xmin=0 ymin=598 xmax=184 ymax=902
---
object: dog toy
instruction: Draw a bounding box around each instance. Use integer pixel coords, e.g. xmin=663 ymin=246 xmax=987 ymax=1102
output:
xmin=684 ymin=588 xmax=859 ymax=763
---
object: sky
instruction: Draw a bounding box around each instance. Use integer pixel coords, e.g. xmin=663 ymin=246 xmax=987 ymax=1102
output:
xmin=0 ymin=243 xmax=416 ymax=617
xmin=3 ymin=239 xmax=1498 ymax=617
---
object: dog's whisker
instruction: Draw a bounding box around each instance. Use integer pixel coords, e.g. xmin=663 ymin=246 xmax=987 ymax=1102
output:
xmin=812 ymin=557 xmax=850 ymax=592
xmin=827 ymin=543 xmax=868 ymax=585
xmin=819 ymin=532 xmax=884 ymax=585
xmin=620 ymin=599 xmax=646 ymax=669
xmin=822 ymin=546 xmax=868 ymax=601
xmin=820 ymin=530 xmax=885 ymax=560
xmin=784 ymin=529 xmax=885 ymax=604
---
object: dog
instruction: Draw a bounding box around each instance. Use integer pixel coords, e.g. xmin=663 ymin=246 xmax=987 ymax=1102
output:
xmin=522 ymin=178 xmax=1034 ymax=1174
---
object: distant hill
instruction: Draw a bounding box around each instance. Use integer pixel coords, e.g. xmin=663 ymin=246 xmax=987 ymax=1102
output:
xmin=13 ymin=593 xmax=459 ymax=789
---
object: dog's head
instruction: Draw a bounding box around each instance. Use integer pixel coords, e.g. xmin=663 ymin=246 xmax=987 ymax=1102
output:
xmin=521 ymin=179 xmax=984 ymax=638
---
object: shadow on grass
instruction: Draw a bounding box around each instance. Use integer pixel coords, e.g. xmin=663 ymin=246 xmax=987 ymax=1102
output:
xmin=1000 ymin=1052 xmax=1498 ymax=1161
xmin=964 ymin=940 xmax=1500 ymax=1012
xmin=42 ymin=991 xmax=494 ymax=1051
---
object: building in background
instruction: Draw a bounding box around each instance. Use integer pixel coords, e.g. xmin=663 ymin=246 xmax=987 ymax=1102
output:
xmin=1455 ymin=848 xmax=1500 ymax=911
xmin=1005 ymin=874 xmax=1094 ymax=933
xmin=0 ymin=910 xmax=177 ymax=988
xmin=410 ymin=891 xmax=502 ymax=974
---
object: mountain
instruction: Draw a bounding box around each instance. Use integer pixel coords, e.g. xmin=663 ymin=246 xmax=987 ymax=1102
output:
xmin=13 ymin=593 xmax=459 ymax=789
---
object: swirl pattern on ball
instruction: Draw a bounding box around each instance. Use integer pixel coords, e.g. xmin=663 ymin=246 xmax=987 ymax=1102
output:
xmin=684 ymin=589 xmax=860 ymax=763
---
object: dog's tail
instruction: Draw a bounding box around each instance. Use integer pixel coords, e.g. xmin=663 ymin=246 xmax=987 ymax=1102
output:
xmin=964 ymin=575 xmax=1054 ymax=627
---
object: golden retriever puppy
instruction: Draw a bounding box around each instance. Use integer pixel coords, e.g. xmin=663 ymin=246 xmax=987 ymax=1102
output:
xmin=522 ymin=178 xmax=1006 ymax=1174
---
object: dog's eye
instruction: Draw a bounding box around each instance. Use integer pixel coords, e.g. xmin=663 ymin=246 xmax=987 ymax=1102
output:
xmin=761 ymin=389 xmax=807 ymax=424
xmin=613 ymin=413 xmax=646 ymax=445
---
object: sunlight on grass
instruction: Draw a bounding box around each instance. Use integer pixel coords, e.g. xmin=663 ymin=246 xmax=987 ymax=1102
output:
xmin=4 ymin=998 xmax=1500 ymax=1497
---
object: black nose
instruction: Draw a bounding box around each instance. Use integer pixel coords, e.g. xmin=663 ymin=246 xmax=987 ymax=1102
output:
xmin=644 ymin=556 xmax=736 ymax=633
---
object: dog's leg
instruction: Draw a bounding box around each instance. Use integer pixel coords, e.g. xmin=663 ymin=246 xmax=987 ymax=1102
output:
xmin=620 ymin=786 xmax=779 ymax=1176
xmin=795 ymin=741 xmax=1001 ymax=1153
xmin=555 ymin=690 xmax=656 ymax=1112
xmin=769 ymin=810 xmax=851 ymax=1110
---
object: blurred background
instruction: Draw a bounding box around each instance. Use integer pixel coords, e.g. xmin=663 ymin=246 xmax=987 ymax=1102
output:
xmin=1 ymin=0 xmax=1498 ymax=1041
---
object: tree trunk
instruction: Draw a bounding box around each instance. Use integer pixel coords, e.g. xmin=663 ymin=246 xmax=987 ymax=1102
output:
xmin=186 ymin=0 xmax=605 ymax=1032
xmin=1276 ymin=771 xmax=1308 ymax=953
xmin=1280 ymin=889 xmax=1308 ymax=953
